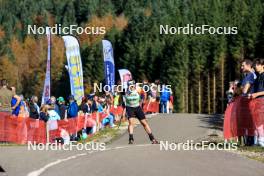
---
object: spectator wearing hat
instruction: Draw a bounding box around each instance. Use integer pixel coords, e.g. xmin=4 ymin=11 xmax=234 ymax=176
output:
xmin=57 ymin=97 xmax=67 ymax=119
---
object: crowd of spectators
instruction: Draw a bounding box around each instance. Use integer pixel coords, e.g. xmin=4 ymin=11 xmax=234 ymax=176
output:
xmin=0 ymin=79 xmax=174 ymax=142
xmin=226 ymin=58 xmax=264 ymax=147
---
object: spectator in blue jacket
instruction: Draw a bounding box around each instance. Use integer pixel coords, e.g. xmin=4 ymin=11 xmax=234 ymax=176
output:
xmin=160 ymin=84 xmax=171 ymax=114
xmin=67 ymin=95 xmax=78 ymax=118
xmin=10 ymin=87 xmax=22 ymax=116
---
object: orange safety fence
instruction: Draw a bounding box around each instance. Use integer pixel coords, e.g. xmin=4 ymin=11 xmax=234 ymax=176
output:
xmin=0 ymin=114 xmax=46 ymax=144
xmin=48 ymin=115 xmax=100 ymax=142
xmin=143 ymin=101 xmax=159 ymax=113
xmin=0 ymin=112 xmax=106 ymax=144
xmin=110 ymin=106 xmax=124 ymax=116
xmin=0 ymin=105 xmax=160 ymax=144
xmin=224 ymin=97 xmax=264 ymax=140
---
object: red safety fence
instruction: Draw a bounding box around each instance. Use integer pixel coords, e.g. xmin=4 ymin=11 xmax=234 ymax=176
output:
xmin=0 ymin=112 xmax=105 ymax=144
xmin=0 ymin=114 xmax=47 ymax=144
xmin=110 ymin=106 xmax=124 ymax=116
xmin=0 ymin=104 xmax=161 ymax=144
xmin=224 ymin=97 xmax=264 ymax=140
xmin=143 ymin=101 xmax=159 ymax=113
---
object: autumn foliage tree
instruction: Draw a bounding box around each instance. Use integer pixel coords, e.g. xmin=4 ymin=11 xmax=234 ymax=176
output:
xmin=0 ymin=0 xmax=263 ymax=114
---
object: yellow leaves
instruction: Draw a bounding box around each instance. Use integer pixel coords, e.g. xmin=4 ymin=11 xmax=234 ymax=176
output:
xmin=114 ymin=14 xmax=128 ymax=31
xmin=80 ymin=14 xmax=128 ymax=46
xmin=79 ymin=14 xmax=113 ymax=46
xmin=15 ymin=22 xmax=23 ymax=31
xmin=0 ymin=56 xmax=19 ymax=87
xmin=10 ymin=36 xmax=40 ymax=73
xmin=33 ymin=15 xmax=45 ymax=26
xmin=47 ymin=13 xmax=56 ymax=27
xmin=10 ymin=37 xmax=28 ymax=72
xmin=0 ymin=26 xmax=5 ymax=40
xmin=84 ymin=83 xmax=93 ymax=95
xmin=90 ymin=14 xmax=114 ymax=31
xmin=144 ymin=7 xmax=152 ymax=17
xmin=3 ymin=35 xmax=65 ymax=95
xmin=8 ymin=36 xmax=45 ymax=94
xmin=0 ymin=12 xmax=130 ymax=95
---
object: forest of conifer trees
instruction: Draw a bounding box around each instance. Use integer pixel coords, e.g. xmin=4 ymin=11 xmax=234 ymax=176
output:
xmin=0 ymin=0 xmax=263 ymax=114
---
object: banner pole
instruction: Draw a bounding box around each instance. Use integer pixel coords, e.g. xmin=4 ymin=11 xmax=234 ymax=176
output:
xmin=46 ymin=122 xmax=49 ymax=143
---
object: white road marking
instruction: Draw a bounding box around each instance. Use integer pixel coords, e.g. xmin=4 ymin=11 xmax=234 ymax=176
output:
xmin=27 ymin=144 xmax=154 ymax=176
xmin=28 ymin=114 xmax=159 ymax=176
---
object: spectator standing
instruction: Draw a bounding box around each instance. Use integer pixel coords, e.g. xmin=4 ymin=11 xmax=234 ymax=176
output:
xmin=0 ymin=79 xmax=21 ymax=114
xmin=150 ymin=83 xmax=158 ymax=102
xmin=160 ymin=84 xmax=171 ymax=114
xmin=50 ymin=96 xmax=60 ymax=115
xmin=250 ymin=59 xmax=264 ymax=147
xmin=10 ymin=87 xmax=22 ymax=116
xmin=113 ymin=91 xmax=121 ymax=108
xmin=240 ymin=59 xmax=256 ymax=146
xmin=154 ymin=79 xmax=161 ymax=102
xmin=251 ymin=59 xmax=264 ymax=99
xmin=105 ymin=91 xmax=113 ymax=105
xmin=57 ymin=97 xmax=67 ymax=119
xmin=241 ymin=59 xmax=256 ymax=95
xmin=113 ymin=91 xmax=122 ymax=121
xmin=29 ymin=96 xmax=40 ymax=119
xmin=39 ymin=105 xmax=49 ymax=122
xmin=18 ymin=95 xmax=29 ymax=117
xmin=91 ymin=95 xmax=100 ymax=131
xmin=91 ymin=96 xmax=99 ymax=112
xmin=66 ymin=95 xmax=79 ymax=141
xmin=87 ymin=98 xmax=97 ymax=134
xmin=67 ymin=95 xmax=78 ymax=118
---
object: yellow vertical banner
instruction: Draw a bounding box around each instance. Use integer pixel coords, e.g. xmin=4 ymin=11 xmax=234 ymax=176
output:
xmin=62 ymin=36 xmax=84 ymax=105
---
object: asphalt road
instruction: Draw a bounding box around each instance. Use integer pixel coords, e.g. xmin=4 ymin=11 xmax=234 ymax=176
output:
xmin=1 ymin=114 xmax=264 ymax=176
